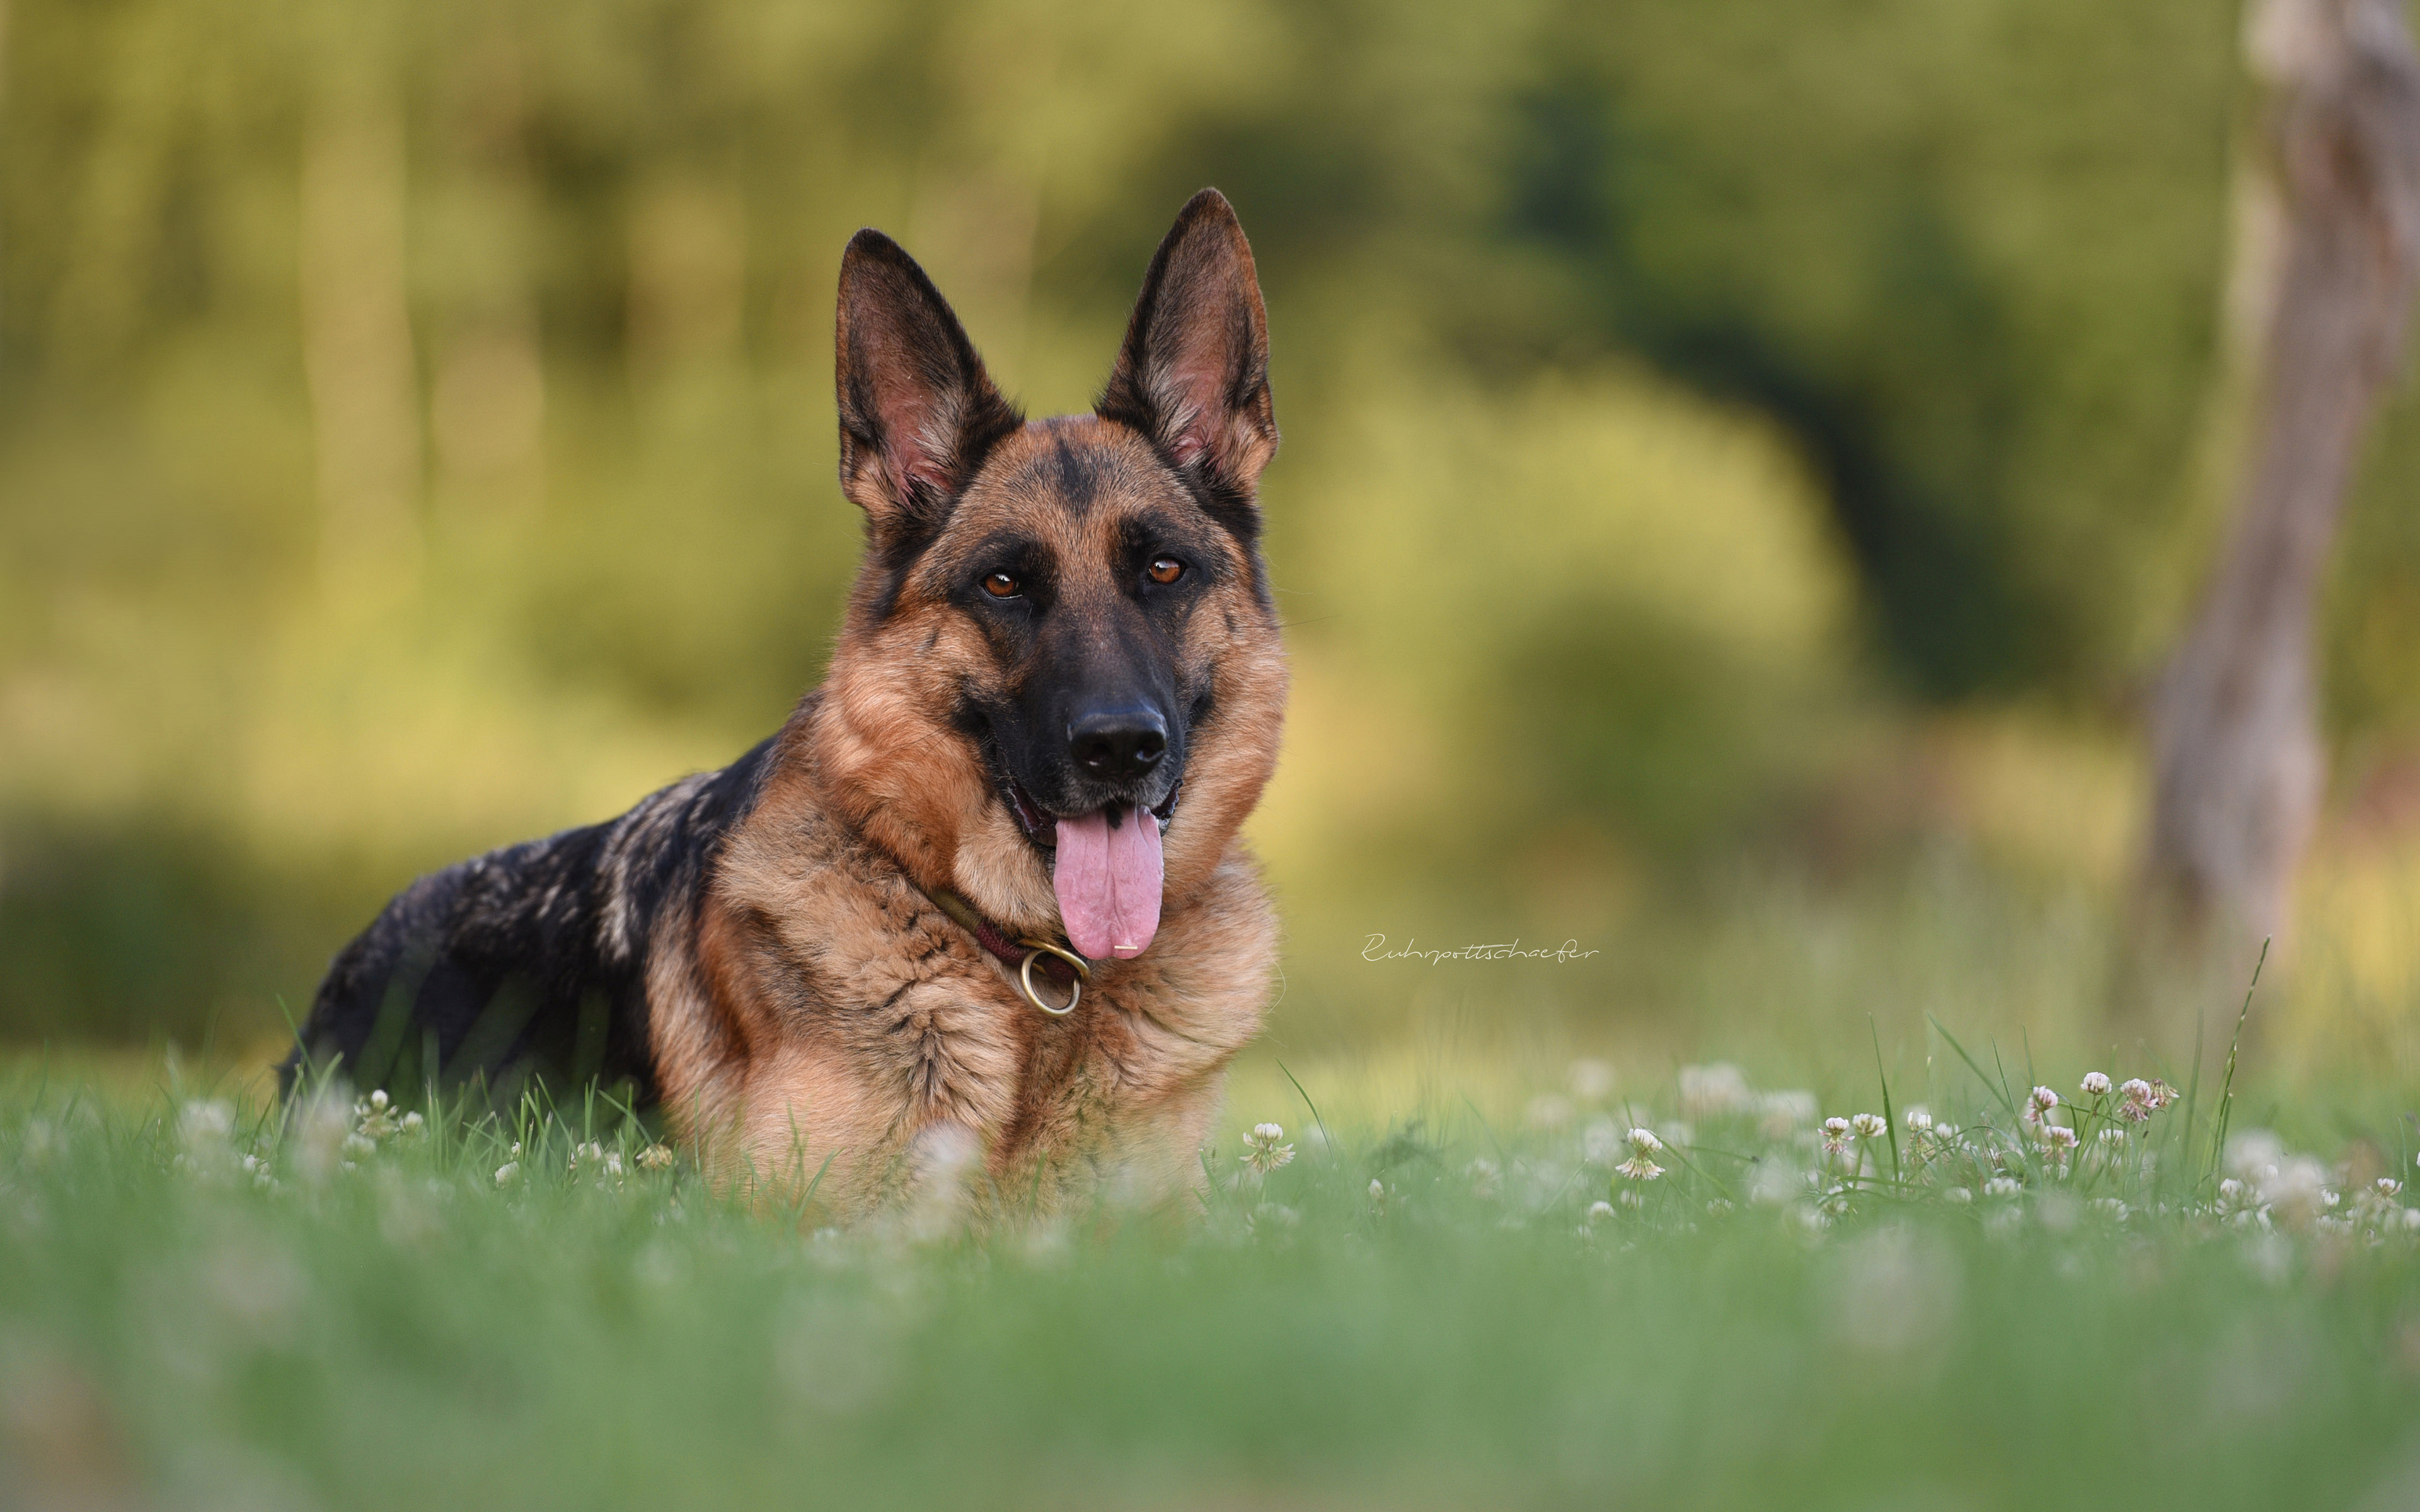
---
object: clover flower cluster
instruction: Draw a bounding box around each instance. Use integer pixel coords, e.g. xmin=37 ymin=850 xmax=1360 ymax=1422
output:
xmin=140 ymin=1088 xmax=693 ymax=1208
xmin=342 ymin=1089 xmax=427 ymax=1162
xmin=125 ymin=1056 xmax=2420 ymax=1263
xmin=2208 ymin=1131 xmax=2420 ymax=1240
xmin=570 ymin=1141 xmax=626 ymax=1188
xmin=1243 ymin=1123 xmax=1295 ymax=1175
xmin=1452 ymin=1058 xmax=2420 ymax=1251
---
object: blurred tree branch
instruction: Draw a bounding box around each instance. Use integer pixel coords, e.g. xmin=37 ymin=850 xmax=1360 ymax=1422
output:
xmin=2144 ymin=0 xmax=2420 ymax=948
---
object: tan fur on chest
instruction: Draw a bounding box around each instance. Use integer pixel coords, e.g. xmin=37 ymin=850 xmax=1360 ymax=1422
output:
xmin=647 ymin=755 xmax=1277 ymax=1215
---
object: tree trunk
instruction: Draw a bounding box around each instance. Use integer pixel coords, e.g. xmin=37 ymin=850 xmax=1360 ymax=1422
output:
xmin=2145 ymin=0 xmax=2420 ymax=946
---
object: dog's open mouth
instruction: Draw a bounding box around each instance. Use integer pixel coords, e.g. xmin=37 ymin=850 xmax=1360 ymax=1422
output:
xmin=996 ymin=774 xmax=1178 ymax=852
xmin=996 ymin=770 xmax=1178 ymax=962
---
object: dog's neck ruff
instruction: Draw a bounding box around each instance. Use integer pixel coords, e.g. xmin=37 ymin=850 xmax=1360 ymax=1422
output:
xmin=921 ymin=885 xmax=1092 ymax=1016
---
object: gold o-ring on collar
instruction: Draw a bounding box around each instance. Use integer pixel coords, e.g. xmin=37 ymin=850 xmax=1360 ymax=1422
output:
xmin=1017 ymin=938 xmax=1091 ymax=1016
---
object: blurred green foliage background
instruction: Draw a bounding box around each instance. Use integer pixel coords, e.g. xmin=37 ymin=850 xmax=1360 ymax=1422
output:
xmin=6 ymin=0 xmax=2420 ymax=1076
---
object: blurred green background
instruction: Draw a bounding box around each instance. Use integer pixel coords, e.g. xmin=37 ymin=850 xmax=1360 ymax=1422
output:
xmin=8 ymin=0 xmax=2420 ymax=1085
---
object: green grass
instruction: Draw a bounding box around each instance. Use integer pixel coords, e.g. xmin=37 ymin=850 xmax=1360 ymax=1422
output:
xmin=6 ymin=1038 xmax=2420 ymax=1512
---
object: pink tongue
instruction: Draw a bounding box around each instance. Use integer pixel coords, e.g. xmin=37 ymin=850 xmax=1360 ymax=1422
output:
xmin=1051 ymin=805 xmax=1164 ymax=960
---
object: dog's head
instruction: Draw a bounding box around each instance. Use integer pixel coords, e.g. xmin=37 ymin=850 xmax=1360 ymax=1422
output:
xmin=811 ymin=190 xmax=1288 ymax=961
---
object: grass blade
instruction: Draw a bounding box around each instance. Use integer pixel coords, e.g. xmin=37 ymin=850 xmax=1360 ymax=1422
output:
xmin=1277 ymin=1060 xmax=1332 ymax=1154
xmin=2204 ymin=937 xmax=2269 ymax=1191
xmin=1872 ymin=1017 xmax=1901 ymax=1187
xmin=1928 ymin=1016 xmax=2017 ymax=1121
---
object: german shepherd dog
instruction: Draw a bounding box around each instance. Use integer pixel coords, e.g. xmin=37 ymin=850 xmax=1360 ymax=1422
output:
xmin=286 ymin=190 xmax=1288 ymax=1215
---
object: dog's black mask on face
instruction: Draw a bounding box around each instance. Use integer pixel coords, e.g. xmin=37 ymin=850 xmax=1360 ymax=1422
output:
xmin=944 ymin=455 xmax=1235 ymax=854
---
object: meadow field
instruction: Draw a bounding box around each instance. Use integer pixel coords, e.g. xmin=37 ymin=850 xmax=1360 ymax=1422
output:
xmin=9 ymin=904 xmax=2420 ymax=1511
xmin=14 ymin=1 xmax=2420 ymax=1504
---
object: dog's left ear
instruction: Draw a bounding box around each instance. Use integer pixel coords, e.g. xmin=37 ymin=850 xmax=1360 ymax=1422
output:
xmin=1097 ymin=189 xmax=1278 ymax=501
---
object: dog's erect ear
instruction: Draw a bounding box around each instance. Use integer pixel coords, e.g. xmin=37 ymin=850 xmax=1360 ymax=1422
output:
xmin=834 ymin=230 xmax=1022 ymax=539
xmin=1097 ymin=189 xmax=1278 ymax=501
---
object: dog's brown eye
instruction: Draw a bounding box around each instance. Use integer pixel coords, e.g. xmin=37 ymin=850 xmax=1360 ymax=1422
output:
xmin=1147 ymin=558 xmax=1184 ymax=586
xmin=982 ymin=572 xmax=1021 ymax=598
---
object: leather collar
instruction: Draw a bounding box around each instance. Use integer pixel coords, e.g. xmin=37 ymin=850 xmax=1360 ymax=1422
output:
xmin=920 ymin=885 xmax=1091 ymax=1015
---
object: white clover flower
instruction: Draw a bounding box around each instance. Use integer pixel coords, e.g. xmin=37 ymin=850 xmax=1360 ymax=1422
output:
xmin=2218 ymin=1177 xmax=2247 ymax=1208
xmin=1616 ymin=1188 xmax=1643 ymax=1209
xmin=1820 ymin=1116 xmax=1853 ymax=1158
xmin=1850 ymin=1113 xmax=1887 ymax=1140
xmin=2352 ymin=1177 xmax=2404 ymax=1223
xmin=178 ymin=1099 xmax=235 ymax=1147
xmin=1243 ymin=1123 xmax=1294 ymax=1174
xmin=2098 ymin=1127 xmax=2128 ymax=1147
xmin=1568 ymin=1058 xmax=1616 ymax=1102
xmin=2257 ymin=1154 xmax=2332 ymax=1229
xmin=494 ymin=1160 xmax=521 ymax=1186
xmin=635 ymin=1143 xmax=676 ymax=1172
xmin=2091 ymin=1197 xmax=2129 ymax=1222
xmin=1580 ymin=1118 xmax=1624 ymax=1167
xmin=400 ymin=1111 xmax=425 ymax=1137
xmin=1678 ymin=1062 xmax=1751 ymax=1119
xmin=1746 ymin=1161 xmax=1802 ymax=1206
xmin=1525 ymin=1094 xmax=1574 ymax=1131
xmin=1616 ymin=1127 xmax=1666 ymax=1182
xmin=1985 ymin=1176 xmax=2022 ymax=1198
xmin=1903 ymin=1107 xmax=1933 ymax=1134
xmin=2225 ymin=1130 xmax=2285 ymax=1183
xmin=1945 ymin=1186 xmax=1974 ymax=1205
xmin=1759 ymin=1090 xmax=1820 ymax=1143
xmin=2043 ymin=1125 xmax=2078 ymax=1153
xmin=2080 ymin=1072 xmax=2111 ymax=1097
xmin=1586 ymin=1199 xmax=1615 ymax=1223
xmin=1247 ymin=1202 xmax=1298 ymax=1234
xmin=350 ymin=1087 xmax=406 ymax=1143
xmin=2022 ymin=1086 xmax=2059 ymax=1130
xmin=568 ymin=1140 xmax=625 ymax=1188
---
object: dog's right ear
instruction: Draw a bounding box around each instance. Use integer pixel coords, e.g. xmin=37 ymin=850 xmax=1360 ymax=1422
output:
xmin=834 ymin=230 xmax=1022 ymax=542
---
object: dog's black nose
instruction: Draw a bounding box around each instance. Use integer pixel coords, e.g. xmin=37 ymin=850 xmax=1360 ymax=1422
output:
xmin=1069 ymin=707 xmax=1168 ymax=780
